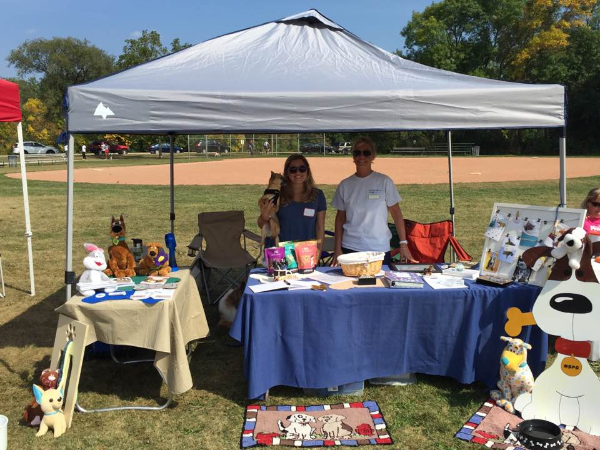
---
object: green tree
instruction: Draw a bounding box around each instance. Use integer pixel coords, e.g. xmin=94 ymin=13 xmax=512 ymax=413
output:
xmin=7 ymin=37 xmax=115 ymax=124
xmin=116 ymin=30 xmax=192 ymax=71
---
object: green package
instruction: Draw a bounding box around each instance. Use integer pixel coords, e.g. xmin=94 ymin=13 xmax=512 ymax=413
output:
xmin=279 ymin=241 xmax=297 ymax=269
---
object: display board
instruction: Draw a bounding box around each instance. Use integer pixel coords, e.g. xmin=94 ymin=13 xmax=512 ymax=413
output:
xmin=480 ymin=203 xmax=586 ymax=286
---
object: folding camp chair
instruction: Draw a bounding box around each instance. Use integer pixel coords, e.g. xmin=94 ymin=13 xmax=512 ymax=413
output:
xmin=390 ymin=219 xmax=472 ymax=263
xmin=319 ymin=230 xmax=336 ymax=266
xmin=187 ymin=211 xmax=260 ymax=304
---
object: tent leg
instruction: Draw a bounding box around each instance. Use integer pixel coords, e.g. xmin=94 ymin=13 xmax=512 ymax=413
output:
xmin=17 ymin=122 xmax=35 ymax=296
xmin=65 ymin=134 xmax=75 ymax=301
xmin=447 ymin=131 xmax=456 ymax=263
xmin=559 ymin=127 xmax=566 ymax=207
xmin=169 ymin=134 xmax=175 ymax=235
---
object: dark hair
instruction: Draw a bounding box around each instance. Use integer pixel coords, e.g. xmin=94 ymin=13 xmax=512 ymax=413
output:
xmin=280 ymin=154 xmax=317 ymax=205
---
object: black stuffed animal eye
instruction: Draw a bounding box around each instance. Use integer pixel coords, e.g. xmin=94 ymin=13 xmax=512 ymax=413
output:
xmin=564 ymin=268 xmax=572 ymax=277
xmin=576 ymin=270 xmax=584 ymax=277
xmin=49 ymin=398 xmax=53 ymax=403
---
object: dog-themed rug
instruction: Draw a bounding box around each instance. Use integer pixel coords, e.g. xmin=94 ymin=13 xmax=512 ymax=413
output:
xmin=240 ymin=401 xmax=392 ymax=448
xmin=455 ymin=399 xmax=600 ymax=450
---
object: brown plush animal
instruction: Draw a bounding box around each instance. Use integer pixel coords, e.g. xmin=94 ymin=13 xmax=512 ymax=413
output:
xmin=137 ymin=242 xmax=171 ymax=276
xmin=23 ymin=369 xmax=60 ymax=427
xmin=258 ymin=171 xmax=284 ymax=253
xmin=104 ymin=214 xmax=136 ymax=277
xmin=218 ymin=282 xmax=245 ymax=328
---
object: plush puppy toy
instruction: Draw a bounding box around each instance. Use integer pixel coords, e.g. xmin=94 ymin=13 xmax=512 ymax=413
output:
xmin=104 ymin=214 xmax=136 ymax=278
xmin=33 ymin=384 xmax=66 ymax=438
xmin=137 ymin=242 xmax=171 ymax=276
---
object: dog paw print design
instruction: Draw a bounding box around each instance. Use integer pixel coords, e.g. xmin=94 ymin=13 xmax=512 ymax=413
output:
xmin=504 ymin=228 xmax=600 ymax=436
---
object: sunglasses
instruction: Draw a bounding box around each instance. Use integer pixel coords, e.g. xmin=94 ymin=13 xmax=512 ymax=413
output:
xmin=288 ymin=165 xmax=307 ymax=174
xmin=352 ymin=150 xmax=372 ymax=157
xmin=589 ymin=200 xmax=600 ymax=207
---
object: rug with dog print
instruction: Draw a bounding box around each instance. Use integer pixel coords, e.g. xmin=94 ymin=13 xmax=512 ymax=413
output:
xmin=240 ymin=401 xmax=392 ymax=447
xmin=455 ymin=398 xmax=600 ymax=450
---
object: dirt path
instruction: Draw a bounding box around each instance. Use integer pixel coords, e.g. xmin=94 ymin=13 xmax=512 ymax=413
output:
xmin=6 ymin=156 xmax=600 ymax=185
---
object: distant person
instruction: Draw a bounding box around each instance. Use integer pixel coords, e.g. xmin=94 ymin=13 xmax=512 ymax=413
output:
xmin=81 ymin=144 xmax=87 ymax=160
xmin=101 ymin=142 xmax=109 ymax=159
xmin=331 ymin=137 xmax=416 ymax=266
xmin=264 ymin=140 xmax=270 ymax=153
xmin=248 ymin=139 xmax=254 ymax=155
xmin=582 ymin=187 xmax=600 ymax=243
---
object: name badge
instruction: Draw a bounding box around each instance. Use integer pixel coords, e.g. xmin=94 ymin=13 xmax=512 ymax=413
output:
xmin=369 ymin=194 xmax=380 ymax=200
xmin=304 ymin=208 xmax=315 ymax=217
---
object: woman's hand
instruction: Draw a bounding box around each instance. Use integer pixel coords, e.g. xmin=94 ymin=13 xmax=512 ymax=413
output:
xmin=399 ymin=245 xmax=418 ymax=263
xmin=259 ymin=197 xmax=276 ymax=221
xmin=331 ymin=249 xmax=342 ymax=266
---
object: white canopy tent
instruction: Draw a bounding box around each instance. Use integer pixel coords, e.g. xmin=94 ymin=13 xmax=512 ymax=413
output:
xmin=64 ymin=9 xmax=567 ymax=298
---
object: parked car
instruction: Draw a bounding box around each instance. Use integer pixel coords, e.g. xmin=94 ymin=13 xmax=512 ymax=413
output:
xmin=88 ymin=140 xmax=129 ymax=155
xmin=149 ymin=143 xmax=183 ymax=154
xmin=12 ymin=141 xmax=60 ymax=155
xmin=337 ymin=141 xmax=353 ymax=154
xmin=300 ymin=142 xmax=335 ymax=154
xmin=196 ymin=140 xmax=230 ymax=153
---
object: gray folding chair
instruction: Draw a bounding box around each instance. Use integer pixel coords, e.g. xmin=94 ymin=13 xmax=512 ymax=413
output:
xmin=187 ymin=211 xmax=260 ymax=304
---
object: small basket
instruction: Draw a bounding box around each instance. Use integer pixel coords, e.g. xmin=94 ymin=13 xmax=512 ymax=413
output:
xmin=338 ymin=251 xmax=385 ymax=277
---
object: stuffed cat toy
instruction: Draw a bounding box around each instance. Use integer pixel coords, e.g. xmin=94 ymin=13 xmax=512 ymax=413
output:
xmin=104 ymin=214 xmax=136 ymax=278
xmin=33 ymin=383 xmax=66 ymax=438
xmin=77 ymin=243 xmax=117 ymax=296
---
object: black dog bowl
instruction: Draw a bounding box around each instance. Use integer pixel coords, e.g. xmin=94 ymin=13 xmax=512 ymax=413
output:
xmin=516 ymin=420 xmax=562 ymax=449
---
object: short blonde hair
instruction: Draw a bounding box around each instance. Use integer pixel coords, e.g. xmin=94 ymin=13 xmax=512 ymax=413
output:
xmin=581 ymin=187 xmax=600 ymax=209
xmin=351 ymin=137 xmax=376 ymax=155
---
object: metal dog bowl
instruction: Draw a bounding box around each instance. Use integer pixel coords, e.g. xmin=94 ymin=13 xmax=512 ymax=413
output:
xmin=508 ymin=419 xmax=562 ymax=449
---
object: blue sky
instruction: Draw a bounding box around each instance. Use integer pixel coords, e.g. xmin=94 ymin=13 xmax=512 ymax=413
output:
xmin=1 ymin=0 xmax=435 ymax=79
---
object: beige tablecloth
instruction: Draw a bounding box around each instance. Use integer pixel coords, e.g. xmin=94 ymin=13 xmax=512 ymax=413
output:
xmin=55 ymin=269 xmax=209 ymax=395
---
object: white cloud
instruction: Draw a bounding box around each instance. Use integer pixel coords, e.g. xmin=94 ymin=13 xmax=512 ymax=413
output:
xmin=130 ymin=30 xmax=142 ymax=38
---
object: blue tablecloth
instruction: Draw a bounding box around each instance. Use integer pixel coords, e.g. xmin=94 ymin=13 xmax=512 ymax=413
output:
xmin=230 ymin=267 xmax=547 ymax=399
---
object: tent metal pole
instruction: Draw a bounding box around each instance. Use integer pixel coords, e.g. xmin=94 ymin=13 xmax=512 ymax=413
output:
xmin=169 ymin=135 xmax=175 ymax=235
xmin=447 ymin=131 xmax=456 ymax=235
xmin=65 ymin=134 xmax=75 ymax=300
xmin=17 ymin=122 xmax=35 ymax=296
xmin=559 ymin=126 xmax=566 ymax=207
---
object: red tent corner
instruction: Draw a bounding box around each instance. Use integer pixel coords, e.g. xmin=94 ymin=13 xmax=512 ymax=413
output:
xmin=0 ymin=78 xmax=22 ymax=122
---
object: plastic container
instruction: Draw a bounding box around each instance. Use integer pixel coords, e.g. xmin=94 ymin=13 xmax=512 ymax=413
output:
xmin=303 ymin=380 xmax=364 ymax=397
xmin=338 ymin=252 xmax=385 ymax=277
xmin=369 ymin=372 xmax=416 ymax=386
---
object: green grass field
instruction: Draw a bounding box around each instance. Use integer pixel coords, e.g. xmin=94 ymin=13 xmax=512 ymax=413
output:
xmin=0 ymin=159 xmax=598 ymax=449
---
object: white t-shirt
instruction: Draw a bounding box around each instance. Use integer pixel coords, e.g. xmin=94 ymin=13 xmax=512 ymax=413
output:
xmin=81 ymin=145 xmax=86 ymax=152
xmin=331 ymin=171 xmax=402 ymax=252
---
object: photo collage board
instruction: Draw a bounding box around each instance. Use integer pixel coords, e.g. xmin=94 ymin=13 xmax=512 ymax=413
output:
xmin=480 ymin=203 xmax=586 ymax=287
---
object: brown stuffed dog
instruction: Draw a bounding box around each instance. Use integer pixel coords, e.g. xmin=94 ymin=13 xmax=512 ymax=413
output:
xmin=258 ymin=171 xmax=284 ymax=254
xmin=137 ymin=242 xmax=171 ymax=276
xmin=104 ymin=214 xmax=136 ymax=278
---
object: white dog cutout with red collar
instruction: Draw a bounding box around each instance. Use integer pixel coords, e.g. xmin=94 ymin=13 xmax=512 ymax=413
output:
xmin=505 ymin=227 xmax=600 ymax=436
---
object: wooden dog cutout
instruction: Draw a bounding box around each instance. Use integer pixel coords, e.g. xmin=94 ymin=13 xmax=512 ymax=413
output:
xmin=104 ymin=214 xmax=136 ymax=278
xmin=505 ymin=228 xmax=600 ymax=435
xmin=258 ymin=171 xmax=284 ymax=254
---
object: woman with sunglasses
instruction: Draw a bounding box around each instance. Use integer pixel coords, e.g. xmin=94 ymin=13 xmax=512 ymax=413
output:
xmin=582 ymin=187 xmax=600 ymax=243
xmin=257 ymin=154 xmax=326 ymax=252
xmin=331 ymin=137 xmax=416 ymax=266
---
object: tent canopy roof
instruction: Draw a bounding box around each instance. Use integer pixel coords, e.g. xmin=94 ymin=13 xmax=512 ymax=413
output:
xmin=0 ymin=79 xmax=22 ymax=122
xmin=66 ymin=9 xmax=565 ymax=134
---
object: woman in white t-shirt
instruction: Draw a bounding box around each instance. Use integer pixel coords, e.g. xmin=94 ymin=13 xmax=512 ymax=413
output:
xmin=331 ymin=137 xmax=416 ymax=266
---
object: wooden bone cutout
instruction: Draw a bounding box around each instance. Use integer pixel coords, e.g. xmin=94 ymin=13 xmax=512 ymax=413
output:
xmin=505 ymin=307 xmax=536 ymax=337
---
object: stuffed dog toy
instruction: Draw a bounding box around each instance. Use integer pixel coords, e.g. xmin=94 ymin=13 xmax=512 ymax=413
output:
xmin=137 ymin=242 xmax=171 ymax=276
xmin=218 ymin=282 xmax=245 ymax=328
xmin=318 ymin=414 xmax=353 ymax=439
xmin=104 ymin=214 xmax=136 ymax=278
xmin=33 ymin=383 xmax=66 ymax=438
xmin=505 ymin=227 xmax=600 ymax=435
xmin=258 ymin=172 xmax=284 ymax=254
xmin=23 ymin=369 xmax=60 ymax=427
xmin=489 ymin=336 xmax=534 ymax=413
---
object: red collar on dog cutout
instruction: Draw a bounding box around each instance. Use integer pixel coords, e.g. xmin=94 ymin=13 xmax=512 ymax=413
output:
xmin=555 ymin=338 xmax=591 ymax=358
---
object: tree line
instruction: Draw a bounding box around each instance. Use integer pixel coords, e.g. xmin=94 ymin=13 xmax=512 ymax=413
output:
xmin=1 ymin=1 xmax=599 ymax=155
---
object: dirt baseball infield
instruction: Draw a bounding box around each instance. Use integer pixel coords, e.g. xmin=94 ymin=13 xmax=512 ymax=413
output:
xmin=6 ymin=156 xmax=600 ymax=185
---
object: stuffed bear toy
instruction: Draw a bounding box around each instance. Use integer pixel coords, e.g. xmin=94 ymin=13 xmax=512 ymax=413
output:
xmin=137 ymin=242 xmax=171 ymax=276
xmin=23 ymin=369 xmax=60 ymax=427
xmin=104 ymin=214 xmax=136 ymax=278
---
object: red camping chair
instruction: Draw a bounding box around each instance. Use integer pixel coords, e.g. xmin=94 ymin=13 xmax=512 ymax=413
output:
xmin=390 ymin=219 xmax=472 ymax=263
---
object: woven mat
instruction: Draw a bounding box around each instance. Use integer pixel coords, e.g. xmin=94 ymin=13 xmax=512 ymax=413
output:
xmin=455 ymin=398 xmax=600 ymax=450
xmin=241 ymin=401 xmax=392 ymax=448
